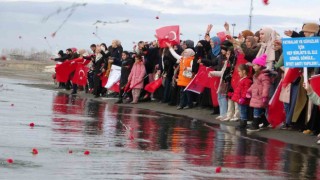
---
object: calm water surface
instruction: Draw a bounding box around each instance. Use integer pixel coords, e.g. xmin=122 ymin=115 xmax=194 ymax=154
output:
xmin=0 ymin=77 xmax=319 ymax=179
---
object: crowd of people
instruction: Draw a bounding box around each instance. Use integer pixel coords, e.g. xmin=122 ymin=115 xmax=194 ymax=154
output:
xmin=51 ymin=22 xmax=320 ymax=145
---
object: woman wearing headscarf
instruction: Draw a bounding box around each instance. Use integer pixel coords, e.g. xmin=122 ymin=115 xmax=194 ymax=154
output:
xmin=256 ymin=27 xmax=282 ymax=109
xmin=240 ymin=36 xmax=260 ymax=62
xmin=256 ymin=27 xmax=280 ymax=70
xmin=166 ymin=42 xmax=195 ymax=109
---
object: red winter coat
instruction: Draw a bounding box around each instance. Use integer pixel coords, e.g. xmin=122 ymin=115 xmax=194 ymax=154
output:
xmin=247 ymin=72 xmax=271 ymax=108
xmin=231 ymin=77 xmax=252 ymax=105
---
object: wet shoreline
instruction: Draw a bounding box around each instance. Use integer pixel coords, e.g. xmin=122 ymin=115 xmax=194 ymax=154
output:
xmin=1 ymin=60 xmax=319 ymax=150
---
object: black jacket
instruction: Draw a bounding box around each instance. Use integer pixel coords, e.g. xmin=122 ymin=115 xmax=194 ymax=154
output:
xmin=53 ymin=53 xmax=70 ymax=62
xmin=159 ymin=48 xmax=177 ymax=79
xmin=108 ymin=46 xmax=123 ymax=66
xmin=120 ymin=57 xmax=134 ymax=87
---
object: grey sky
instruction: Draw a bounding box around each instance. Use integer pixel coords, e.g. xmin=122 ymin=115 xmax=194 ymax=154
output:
xmin=0 ymin=0 xmax=319 ymax=55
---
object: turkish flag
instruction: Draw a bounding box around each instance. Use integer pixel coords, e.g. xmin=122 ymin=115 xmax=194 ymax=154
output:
xmin=268 ymin=80 xmax=286 ymax=128
xmin=184 ymin=74 xmax=205 ymax=94
xmin=209 ymin=77 xmax=220 ymax=106
xmin=144 ymin=77 xmax=162 ymax=93
xmin=310 ymin=74 xmax=320 ymax=96
xmin=55 ymin=58 xmax=82 ymax=83
xmin=72 ymin=64 xmax=89 ymax=86
xmin=109 ymin=80 xmax=120 ymax=93
xmin=55 ymin=61 xmax=72 ymax=83
xmin=100 ymin=72 xmax=108 ymax=87
xmin=195 ymin=65 xmax=213 ymax=88
xmin=156 ymin=25 xmax=180 ymax=48
xmin=282 ymin=68 xmax=301 ymax=88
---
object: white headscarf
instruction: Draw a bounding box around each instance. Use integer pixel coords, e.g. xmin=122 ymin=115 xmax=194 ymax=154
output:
xmin=182 ymin=48 xmax=195 ymax=58
xmin=256 ymin=27 xmax=277 ymax=69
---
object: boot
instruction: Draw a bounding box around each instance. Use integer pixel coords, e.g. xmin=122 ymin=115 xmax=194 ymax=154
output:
xmin=247 ymin=117 xmax=260 ymax=132
xmin=71 ymin=84 xmax=77 ymax=94
xmin=237 ymin=120 xmax=247 ymax=129
xmin=260 ymin=114 xmax=270 ymax=129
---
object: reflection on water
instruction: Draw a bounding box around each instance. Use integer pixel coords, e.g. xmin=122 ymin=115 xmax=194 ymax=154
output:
xmin=0 ymin=78 xmax=320 ymax=179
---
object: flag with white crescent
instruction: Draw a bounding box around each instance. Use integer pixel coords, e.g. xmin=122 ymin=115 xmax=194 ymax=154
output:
xmin=72 ymin=64 xmax=89 ymax=86
xmin=156 ymin=25 xmax=180 ymax=48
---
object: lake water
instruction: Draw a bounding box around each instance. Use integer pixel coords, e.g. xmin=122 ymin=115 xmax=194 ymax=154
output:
xmin=0 ymin=77 xmax=319 ymax=179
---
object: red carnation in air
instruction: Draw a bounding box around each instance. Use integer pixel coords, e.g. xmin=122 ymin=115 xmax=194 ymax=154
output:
xmin=84 ymin=150 xmax=90 ymax=155
xmin=263 ymin=0 xmax=269 ymax=5
xmin=7 ymin=158 xmax=13 ymax=164
xmin=32 ymin=148 xmax=38 ymax=155
xmin=29 ymin=122 xmax=35 ymax=127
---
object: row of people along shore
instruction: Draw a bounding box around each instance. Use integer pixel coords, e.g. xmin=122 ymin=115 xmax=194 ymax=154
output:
xmin=51 ymin=22 xmax=320 ymax=145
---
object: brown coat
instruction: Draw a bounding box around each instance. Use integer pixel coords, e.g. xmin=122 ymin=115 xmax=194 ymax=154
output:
xmin=292 ymin=79 xmax=308 ymax=123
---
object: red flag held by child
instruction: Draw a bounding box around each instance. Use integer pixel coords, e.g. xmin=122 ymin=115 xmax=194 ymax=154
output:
xmin=109 ymin=80 xmax=120 ymax=93
xmin=145 ymin=77 xmax=162 ymax=93
xmin=156 ymin=25 xmax=180 ymax=48
xmin=100 ymin=72 xmax=108 ymax=87
xmin=209 ymin=77 xmax=220 ymax=106
xmin=184 ymin=74 xmax=205 ymax=94
xmin=195 ymin=65 xmax=213 ymax=88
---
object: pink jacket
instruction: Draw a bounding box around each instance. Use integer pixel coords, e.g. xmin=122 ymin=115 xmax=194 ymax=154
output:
xmin=247 ymin=72 xmax=271 ymax=108
xmin=128 ymin=62 xmax=146 ymax=89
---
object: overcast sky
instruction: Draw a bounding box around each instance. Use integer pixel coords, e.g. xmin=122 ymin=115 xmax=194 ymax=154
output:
xmin=0 ymin=0 xmax=319 ymax=55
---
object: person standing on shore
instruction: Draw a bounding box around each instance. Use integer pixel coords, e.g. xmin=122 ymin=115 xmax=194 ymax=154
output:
xmin=231 ymin=64 xmax=252 ymax=129
xmin=166 ymin=42 xmax=195 ymax=109
xmin=246 ymin=54 xmax=271 ymax=132
xmin=128 ymin=54 xmax=146 ymax=104
xmin=92 ymin=45 xmax=107 ymax=98
xmin=116 ymin=51 xmax=134 ymax=104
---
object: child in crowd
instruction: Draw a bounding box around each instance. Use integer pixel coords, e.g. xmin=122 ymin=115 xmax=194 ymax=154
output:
xmin=246 ymin=54 xmax=271 ymax=132
xmin=231 ymin=64 xmax=252 ymax=129
xmin=128 ymin=54 xmax=146 ymax=104
xmin=208 ymin=46 xmax=231 ymax=120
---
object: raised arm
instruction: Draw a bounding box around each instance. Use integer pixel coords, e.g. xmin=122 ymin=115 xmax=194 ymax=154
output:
xmin=166 ymin=42 xmax=182 ymax=61
xmin=205 ymin=24 xmax=213 ymax=41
